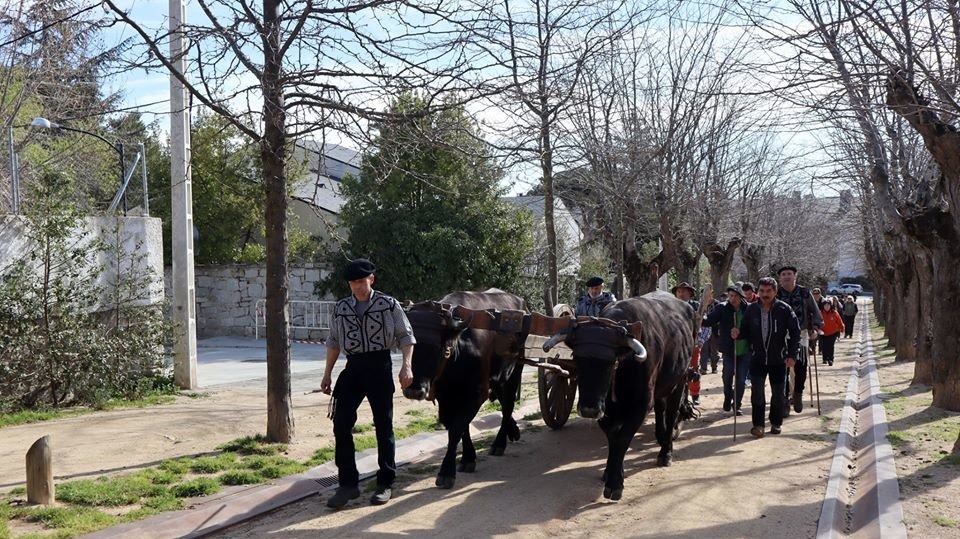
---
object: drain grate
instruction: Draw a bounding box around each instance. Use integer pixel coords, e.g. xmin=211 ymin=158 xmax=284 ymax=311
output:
xmin=313 ymin=475 xmax=338 ymax=489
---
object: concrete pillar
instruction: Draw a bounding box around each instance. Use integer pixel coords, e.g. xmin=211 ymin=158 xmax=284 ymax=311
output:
xmin=170 ymin=0 xmax=197 ymax=389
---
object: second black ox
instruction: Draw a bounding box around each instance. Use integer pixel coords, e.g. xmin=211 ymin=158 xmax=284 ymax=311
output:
xmin=543 ymin=291 xmax=696 ymax=500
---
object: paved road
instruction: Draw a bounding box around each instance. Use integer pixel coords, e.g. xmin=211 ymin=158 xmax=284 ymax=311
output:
xmin=191 ymin=336 xmax=403 ymax=391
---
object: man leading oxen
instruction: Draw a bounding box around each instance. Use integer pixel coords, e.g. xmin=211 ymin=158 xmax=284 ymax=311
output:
xmin=542 ymin=291 xmax=697 ymax=500
xmin=402 ymin=289 xmax=529 ymax=489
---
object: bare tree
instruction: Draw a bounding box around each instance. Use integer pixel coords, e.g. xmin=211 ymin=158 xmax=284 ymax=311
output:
xmin=744 ymin=0 xmax=960 ymax=411
xmin=104 ymin=0 xmax=487 ymax=441
xmin=467 ymin=0 xmax=636 ymax=311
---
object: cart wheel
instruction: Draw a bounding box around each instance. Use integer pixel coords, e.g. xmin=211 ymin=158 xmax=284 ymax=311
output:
xmin=538 ymin=360 xmax=577 ymax=430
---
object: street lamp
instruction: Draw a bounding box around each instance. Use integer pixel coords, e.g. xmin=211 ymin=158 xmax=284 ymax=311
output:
xmin=31 ymin=117 xmax=127 ymax=213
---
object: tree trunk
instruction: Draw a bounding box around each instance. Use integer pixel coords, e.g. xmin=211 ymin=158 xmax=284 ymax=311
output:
xmin=886 ymin=70 xmax=960 ymax=410
xmin=262 ymin=0 xmax=293 ymax=442
xmin=704 ymin=238 xmax=742 ymax=293
xmin=739 ymin=244 xmax=764 ymax=284
xmin=541 ymin=116 xmax=558 ymax=314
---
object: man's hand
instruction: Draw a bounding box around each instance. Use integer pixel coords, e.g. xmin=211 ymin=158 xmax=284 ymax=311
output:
xmin=399 ymin=365 xmax=413 ymax=389
xmin=786 ymin=357 xmax=796 ymax=369
xmin=730 ymin=327 xmax=740 ymax=339
xmin=320 ymin=372 xmax=333 ymax=395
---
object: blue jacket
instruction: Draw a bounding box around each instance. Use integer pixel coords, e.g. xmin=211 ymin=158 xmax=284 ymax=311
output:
xmin=739 ymin=300 xmax=800 ymax=366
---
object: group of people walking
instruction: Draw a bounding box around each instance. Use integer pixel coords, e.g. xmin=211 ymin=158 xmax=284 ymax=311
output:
xmin=668 ymin=267 xmax=860 ymax=438
xmin=320 ymin=257 xmax=863 ymax=508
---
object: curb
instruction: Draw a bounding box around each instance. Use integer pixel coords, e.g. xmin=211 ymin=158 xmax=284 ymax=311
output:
xmin=816 ymin=300 xmax=906 ymax=539
xmin=79 ymin=401 xmax=539 ymax=539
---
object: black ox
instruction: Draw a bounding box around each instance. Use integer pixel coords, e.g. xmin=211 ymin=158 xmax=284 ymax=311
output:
xmin=403 ymin=289 xmax=529 ymax=489
xmin=543 ymin=291 xmax=696 ymax=500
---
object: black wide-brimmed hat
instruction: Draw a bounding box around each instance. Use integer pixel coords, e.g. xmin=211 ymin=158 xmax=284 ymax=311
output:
xmin=777 ymin=265 xmax=798 ymax=275
xmin=671 ymin=281 xmax=695 ymax=294
xmin=344 ymin=258 xmax=376 ymax=281
xmin=585 ymin=276 xmax=604 ymax=287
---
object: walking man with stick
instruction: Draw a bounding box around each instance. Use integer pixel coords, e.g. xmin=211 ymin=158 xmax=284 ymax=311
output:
xmin=775 ymin=266 xmax=823 ymax=416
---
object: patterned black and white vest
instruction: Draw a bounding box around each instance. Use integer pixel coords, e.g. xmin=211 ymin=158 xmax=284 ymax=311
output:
xmin=330 ymin=290 xmax=415 ymax=355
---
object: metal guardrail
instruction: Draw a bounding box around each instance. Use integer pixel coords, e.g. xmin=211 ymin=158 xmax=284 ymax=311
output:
xmin=254 ymin=299 xmax=336 ymax=339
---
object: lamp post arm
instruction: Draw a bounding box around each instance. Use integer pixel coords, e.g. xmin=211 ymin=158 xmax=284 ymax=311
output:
xmin=55 ymin=125 xmax=122 ymax=157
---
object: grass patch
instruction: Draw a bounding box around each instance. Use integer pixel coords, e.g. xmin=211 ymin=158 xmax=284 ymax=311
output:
xmin=157 ymin=458 xmax=191 ymax=475
xmin=142 ymin=494 xmax=184 ymax=512
xmin=352 ymin=423 xmax=374 ymax=434
xmin=218 ymin=470 xmax=263 ymax=486
xmin=308 ymin=446 xmax=335 ymax=466
xmin=881 ymin=396 xmax=909 ymax=416
xmin=405 ymin=409 xmax=426 ymax=417
xmin=243 ymin=456 xmax=306 ymax=479
xmin=933 ymin=515 xmax=957 ymax=527
xmin=19 ymin=505 xmax=117 ymax=535
xmin=136 ymin=468 xmax=182 ymax=486
xmin=171 ymin=477 xmax=220 ymax=498
xmin=396 ymin=417 xmax=442 ymax=438
xmin=190 ymin=453 xmax=237 ymax=474
xmin=0 ymin=408 xmax=85 ymax=428
xmin=482 ymin=400 xmax=502 ymax=412
xmin=887 ymin=431 xmax=912 ymax=448
xmin=57 ymin=475 xmax=166 ymax=506
xmin=523 ymin=411 xmax=543 ymax=421
xmin=217 ymin=435 xmax=286 ymax=456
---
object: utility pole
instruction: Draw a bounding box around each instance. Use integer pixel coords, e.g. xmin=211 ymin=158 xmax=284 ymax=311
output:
xmin=169 ymin=0 xmax=197 ymax=389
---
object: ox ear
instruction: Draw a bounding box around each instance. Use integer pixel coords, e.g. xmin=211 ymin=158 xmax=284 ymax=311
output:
xmin=628 ymin=321 xmax=643 ymax=342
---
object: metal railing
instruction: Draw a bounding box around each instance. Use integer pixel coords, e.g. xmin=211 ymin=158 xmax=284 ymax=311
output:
xmin=254 ymin=299 xmax=336 ymax=339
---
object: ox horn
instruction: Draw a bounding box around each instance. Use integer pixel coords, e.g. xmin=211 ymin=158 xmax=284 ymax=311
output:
xmin=542 ymin=332 xmax=566 ymax=352
xmin=629 ymin=338 xmax=647 ymax=362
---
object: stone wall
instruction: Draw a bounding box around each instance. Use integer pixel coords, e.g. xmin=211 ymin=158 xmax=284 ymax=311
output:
xmin=164 ymin=263 xmax=336 ymax=339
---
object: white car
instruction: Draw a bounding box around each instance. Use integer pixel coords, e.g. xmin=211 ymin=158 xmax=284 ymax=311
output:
xmin=829 ymin=283 xmax=863 ymax=296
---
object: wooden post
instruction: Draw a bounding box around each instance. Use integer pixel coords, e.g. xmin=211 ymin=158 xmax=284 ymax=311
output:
xmin=26 ymin=435 xmax=54 ymax=505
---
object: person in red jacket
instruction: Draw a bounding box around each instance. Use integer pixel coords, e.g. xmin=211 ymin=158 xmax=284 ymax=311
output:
xmin=818 ymin=300 xmax=845 ymax=366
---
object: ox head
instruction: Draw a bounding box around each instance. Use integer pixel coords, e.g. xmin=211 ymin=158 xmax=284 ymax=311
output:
xmin=543 ymin=318 xmax=646 ymax=419
xmin=403 ymin=302 xmax=468 ymax=401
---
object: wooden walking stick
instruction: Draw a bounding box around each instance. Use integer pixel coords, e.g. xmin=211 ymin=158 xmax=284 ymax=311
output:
xmin=811 ymin=331 xmax=822 ymax=415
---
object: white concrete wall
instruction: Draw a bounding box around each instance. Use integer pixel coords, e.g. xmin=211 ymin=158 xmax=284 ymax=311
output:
xmin=0 ymin=215 xmax=164 ymax=309
xmin=163 ymin=263 xmax=336 ymax=338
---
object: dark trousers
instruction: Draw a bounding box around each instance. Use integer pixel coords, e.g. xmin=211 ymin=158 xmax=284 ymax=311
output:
xmin=819 ymin=333 xmax=839 ymax=364
xmin=842 ymin=315 xmax=856 ymax=337
xmin=701 ymin=333 xmax=720 ymax=372
xmin=751 ymin=360 xmax=786 ymax=428
xmin=790 ymin=345 xmax=808 ymax=397
xmin=332 ymin=350 xmax=396 ymax=488
xmin=722 ymin=352 xmax=751 ymax=408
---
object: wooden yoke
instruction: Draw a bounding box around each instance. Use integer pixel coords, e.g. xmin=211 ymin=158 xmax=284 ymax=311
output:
xmin=528 ymin=312 xmax=575 ymax=337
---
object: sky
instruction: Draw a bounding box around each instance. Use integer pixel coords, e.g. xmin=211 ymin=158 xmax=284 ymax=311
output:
xmin=93 ymin=0 xmax=840 ymax=198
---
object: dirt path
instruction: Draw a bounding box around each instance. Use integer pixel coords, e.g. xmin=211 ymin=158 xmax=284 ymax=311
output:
xmin=211 ymin=341 xmax=859 ymax=538
xmin=4 ymin=302 xmax=956 ymax=539
xmin=0 ymin=370 xmax=436 ymax=491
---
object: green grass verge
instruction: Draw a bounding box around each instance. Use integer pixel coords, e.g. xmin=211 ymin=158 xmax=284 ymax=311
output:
xmin=216 ymin=435 xmax=286 ymax=456
xmin=190 ymin=453 xmax=237 ymax=474
xmin=218 ymin=470 xmax=263 ymax=486
xmin=171 ymin=477 xmax=220 ymax=498
xmin=57 ymin=475 xmax=167 ymax=506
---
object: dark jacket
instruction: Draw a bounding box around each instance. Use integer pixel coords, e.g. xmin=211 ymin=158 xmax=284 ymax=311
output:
xmin=739 ymin=299 xmax=801 ymax=366
xmin=777 ymin=286 xmax=823 ymax=332
xmin=575 ymin=291 xmax=616 ymax=317
xmin=703 ymin=301 xmax=749 ymax=356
